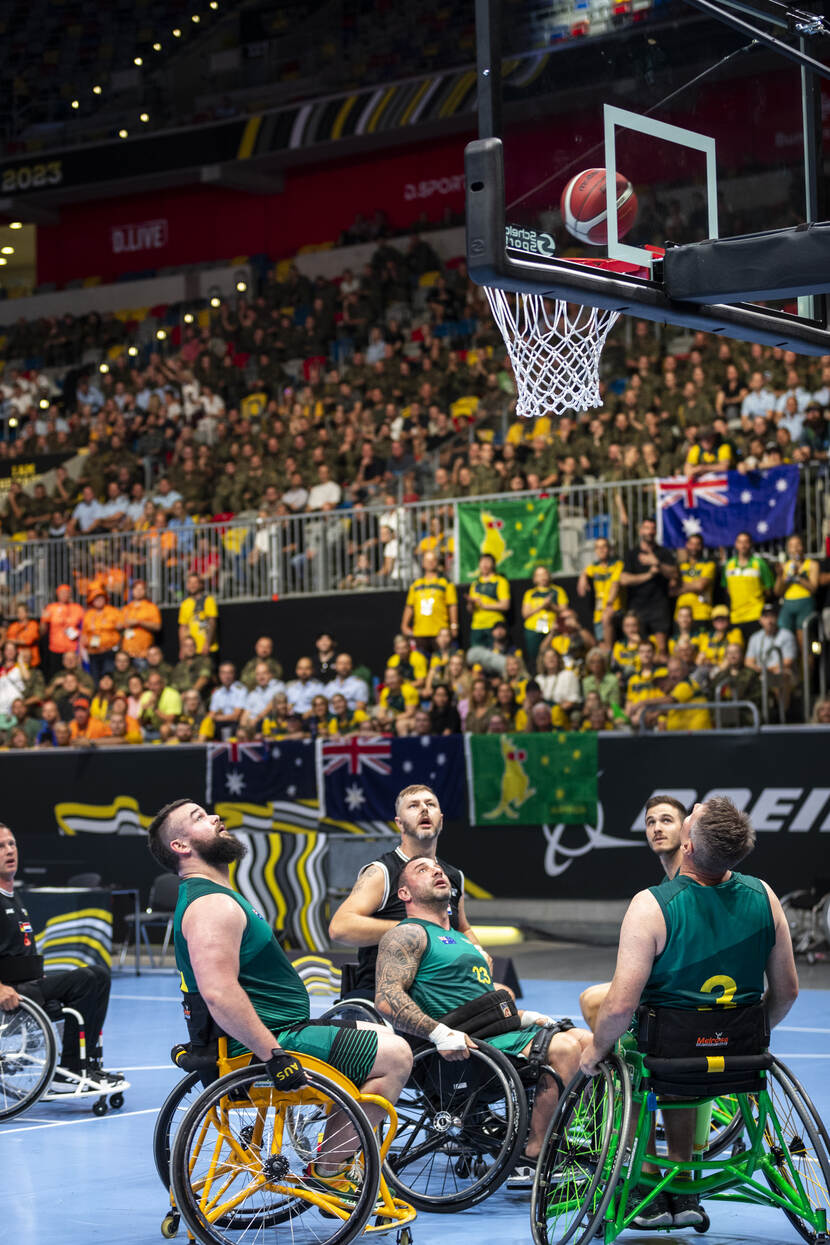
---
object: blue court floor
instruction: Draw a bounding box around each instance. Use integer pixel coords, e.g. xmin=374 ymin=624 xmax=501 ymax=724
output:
xmin=2 ymin=972 xmax=828 ymax=1245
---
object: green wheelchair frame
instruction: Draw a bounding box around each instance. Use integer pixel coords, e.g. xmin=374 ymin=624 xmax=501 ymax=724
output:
xmin=531 ymin=1040 xmax=830 ymax=1245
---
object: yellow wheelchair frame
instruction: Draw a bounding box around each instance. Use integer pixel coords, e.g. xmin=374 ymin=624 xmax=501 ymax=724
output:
xmin=162 ymin=1038 xmax=416 ymax=1244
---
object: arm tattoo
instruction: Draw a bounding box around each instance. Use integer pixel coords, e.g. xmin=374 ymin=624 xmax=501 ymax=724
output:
xmin=350 ymin=864 xmax=381 ymax=897
xmin=375 ymin=924 xmax=438 ymax=1039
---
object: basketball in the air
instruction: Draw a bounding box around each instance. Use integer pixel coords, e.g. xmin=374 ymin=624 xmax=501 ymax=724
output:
xmin=560 ymin=168 xmax=638 ymax=246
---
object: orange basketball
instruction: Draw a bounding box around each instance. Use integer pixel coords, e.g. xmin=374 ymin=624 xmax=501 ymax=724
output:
xmin=560 ymin=168 xmax=638 ymax=246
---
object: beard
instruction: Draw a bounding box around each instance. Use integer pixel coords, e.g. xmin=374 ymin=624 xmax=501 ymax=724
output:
xmin=197 ymin=832 xmax=248 ymax=866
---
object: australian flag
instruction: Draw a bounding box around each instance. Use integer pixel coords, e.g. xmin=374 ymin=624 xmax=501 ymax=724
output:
xmin=657 ymin=465 xmax=799 ymax=549
xmin=206 ymin=739 xmax=317 ymax=804
xmin=317 ymin=736 xmax=465 ymax=821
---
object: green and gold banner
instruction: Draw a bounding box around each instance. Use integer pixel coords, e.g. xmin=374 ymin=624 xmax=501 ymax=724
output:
xmin=457 ymin=496 xmax=560 ymax=581
xmin=465 ymin=732 xmax=597 ymax=826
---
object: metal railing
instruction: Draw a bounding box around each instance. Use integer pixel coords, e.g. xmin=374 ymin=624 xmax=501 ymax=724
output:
xmin=638 ymin=698 xmax=761 ymax=733
xmin=0 ymin=466 xmax=827 ymax=618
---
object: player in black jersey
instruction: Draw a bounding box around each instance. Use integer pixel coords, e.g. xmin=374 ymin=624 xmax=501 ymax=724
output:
xmin=0 ymin=822 xmax=123 ymax=1085
xmin=328 ymin=783 xmax=491 ymax=996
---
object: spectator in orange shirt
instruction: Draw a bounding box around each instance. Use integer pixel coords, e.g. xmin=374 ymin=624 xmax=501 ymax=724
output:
xmin=6 ymin=604 xmax=41 ymax=668
xmin=81 ymin=590 xmax=122 ymax=681
xmin=117 ymin=579 xmax=162 ymax=668
xmin=68 ymin=695 xmax=112 ymax=744
xmin=97 ymin=694 xmax=143 ymax=745
xmin=40 ymin=585 xmax=85 ymax=679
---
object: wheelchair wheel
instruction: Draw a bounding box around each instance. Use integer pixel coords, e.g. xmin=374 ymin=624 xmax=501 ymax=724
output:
xmin=531 ymin=1055 xmax=631 ymax=1245
xmin=383 ymin=1040 xmax=528 ymax=1212
xmin=170 ymin=1062 xmax=380 ymax=1245
xmin=775 ymin=1060 xmax=830 ymax=1160
xmin=317 ymin=1000 xmax=391 ymax=1028
xmin=153 ymin=1071 xmax=205 ymax=1188
xmin=757 ymin=1059 xmax=830 ymax=1244
xmin=702 ymin=1094 xmax=745 ymax=1158
xmin=0 ymin=996 xmax=58 ymax=1122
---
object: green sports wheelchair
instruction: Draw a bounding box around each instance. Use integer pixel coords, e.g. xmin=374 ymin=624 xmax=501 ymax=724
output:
xmin=531 ymin=1001 xmax=830 ymax=1244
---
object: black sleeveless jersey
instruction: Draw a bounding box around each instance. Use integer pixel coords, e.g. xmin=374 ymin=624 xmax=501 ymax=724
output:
xmin=353 ymin=847 xmax=465 ymax=992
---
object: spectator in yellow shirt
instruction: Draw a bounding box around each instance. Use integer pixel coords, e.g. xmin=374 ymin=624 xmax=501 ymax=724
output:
xmin=377 ymin=666 xmax=419 ymax=735
xmin=178 ymin=572 xmax=219 ymax=656
xmin=775 ymin=533 xmax=819 ymax=640
xmin=670 ymin=532 xmax=715 ymax=625
xmin=577 ymin=538 xmax=623 ymax=649
xmin=624 ymin=640 xmax=668 ymax=726
xmin=658 ymin=657 xmax=712 ymax=731
xmin=466 ymin=553 xmax=510 ymax=646
xmin=684 ymin=426 xmax=733 ymax=477
xmin=400 ymin=551 xmax=459 ymax=654
xmin=386 ymin=634 xmax=428 ymax=691
xmin=521 ymin=565 xmax=568 ymax=667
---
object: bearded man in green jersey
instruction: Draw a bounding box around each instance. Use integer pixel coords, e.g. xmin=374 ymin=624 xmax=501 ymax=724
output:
xmin=374 ymin=856 xmax=591 ymax=1176
xmin=149 ymin=799 xmax=413 ymax=1200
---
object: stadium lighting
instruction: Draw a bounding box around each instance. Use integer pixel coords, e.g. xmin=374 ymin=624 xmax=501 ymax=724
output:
xmin=118 ymin=128 xmax=129 ymax=138
xmin=71 ymin=99 xmax=80 ymax=110
xmin=134 ymin=56 xmax=143 ymax=66
xmin=0 ymin=258 xmax=6 ymax=267
xmin=99 ymin=363 xmax=110 ymax=373
xmin=1 ymin=246 xmax=14 ymax=255
xmin=140 ymin=113 xmax=150 ymax=123
xmin=156 ymin=329 xmax=167 ymax=341
xmin=812 ymin=641 xmax=822 ymax=655
xmin=210 ymin=296 xmax=221 ymax=308
xmin=192 ymin=13 xmax=201 ymax=22
xmin=93 ymin=85 xmax=102 ymax=95
xmin=8 ymin=418 xmax=17 ymax=428
xmin=183 ymin=312 xmax=195 ymax=324
xmin=236 ymin=280 xmax=247 ymax=292
xmin=172 ymin=27 xmax=182 ymax=37
xmin=9 ymin=222 xmax=22 ymax=230
xmin=153 ymin=42 xmax=162 ymax=51
xmin=210 ymin=2 xmax=219 ymax=9
xmin=127 ymin=345 xmax=139 ymax=357
xmin=39 ymin=398 xmax=50 ymax=410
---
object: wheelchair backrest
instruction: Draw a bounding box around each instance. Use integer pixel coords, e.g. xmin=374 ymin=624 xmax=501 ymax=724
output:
xmin=636 ymin=1002 xmax=771 ymax=1097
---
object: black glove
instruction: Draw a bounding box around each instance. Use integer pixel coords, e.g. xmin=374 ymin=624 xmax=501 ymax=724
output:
xmin=265 ymin=1048 xmax=307 ymax=1091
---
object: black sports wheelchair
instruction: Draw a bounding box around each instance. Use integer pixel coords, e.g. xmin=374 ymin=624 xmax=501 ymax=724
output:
xmin=321 ymin=965 xmax=578 ymax=1213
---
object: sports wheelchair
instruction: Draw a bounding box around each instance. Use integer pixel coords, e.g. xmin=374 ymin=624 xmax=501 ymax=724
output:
xmin=531 ymin=1002 xmax=830 ymax=1245
xmin=0 ymin=995 xmax=127 ymax=1121
xmin=319 ymin=994 xmax=569 ymax=1213
xmin=155 ymin=1033 xmax=416 ymax=1245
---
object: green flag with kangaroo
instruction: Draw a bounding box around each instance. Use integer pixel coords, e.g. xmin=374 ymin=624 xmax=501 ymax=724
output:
xmin=457 ymin=496 xmax=560 ymax=581
xmin=466 ymin=732 xmax=598 ymax=826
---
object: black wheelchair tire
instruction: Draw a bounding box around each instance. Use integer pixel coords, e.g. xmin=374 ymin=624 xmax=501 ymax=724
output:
xmin=383 ymin=1039 xmax=528 ymax=1213
xmin=170 ymin=1062 xmax=380 ymax=1245
xmin=0 ymin=997 xmax=58 ymax=1122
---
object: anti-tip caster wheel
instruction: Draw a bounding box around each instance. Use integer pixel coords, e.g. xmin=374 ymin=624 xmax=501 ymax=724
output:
xmin=396 ymin=1229 xmax=413 ymax=1245
xmin=110 ymin=1092 xmax=124 ymax=1109
xmin=92 ymin=1098 xmax=108 ymax=1116
xmin=160 ymin=1211 xmax=180 ymax=1238
xmin=692 ymin=1209 xmax=711 ymax=1233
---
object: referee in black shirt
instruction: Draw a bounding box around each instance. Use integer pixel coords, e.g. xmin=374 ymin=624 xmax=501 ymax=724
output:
xmin=0 ymin=822 xmax=121 ymax=1084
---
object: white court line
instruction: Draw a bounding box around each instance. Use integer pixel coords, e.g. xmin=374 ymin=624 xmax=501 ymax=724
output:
xmin=777 ymin=1025 xmax=830 ymax=1034
xmin=0 ymin=1107 xmax=157 ymax=1136
xmin=112 ymin=993 xmax=179 ymax=1002
xmin=774 ymin=1053 xmax=830 ymax=1059
xmin=118 ymin=1064 xmax=172 ymax=1072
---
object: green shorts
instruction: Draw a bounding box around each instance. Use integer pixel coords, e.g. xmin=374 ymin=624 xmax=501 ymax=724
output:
xmin=276 ymin=1021 xmax=379 ymax=1088
xmin=485 ymin=1029 xmax=532 ymax=1060
xmin=778 ymin=597 xmax=813 ymax=634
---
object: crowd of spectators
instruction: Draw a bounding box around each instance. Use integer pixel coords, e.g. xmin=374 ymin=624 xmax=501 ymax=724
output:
xmin=0 ymin=513 xmax=828 ymax=750
xmin=0 ymin=226 xmax=828 ymax=743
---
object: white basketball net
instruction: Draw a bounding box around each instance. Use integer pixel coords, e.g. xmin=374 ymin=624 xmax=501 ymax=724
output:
xmin=485 ymin=287 xmax=620 ymax=419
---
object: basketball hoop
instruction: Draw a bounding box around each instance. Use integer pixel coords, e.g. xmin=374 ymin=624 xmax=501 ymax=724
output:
xmin=485 ymin=287 xmax=618 ymax=419
xmin=484 ymin=257 xmax=653 ymax=419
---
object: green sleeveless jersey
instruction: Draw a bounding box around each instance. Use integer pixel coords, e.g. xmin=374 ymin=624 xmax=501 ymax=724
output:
xmin=402 ymin=917 xmax=530 ymax=1058
xmin=402 ymin=917 xmax=495 ymax=1016
xmin=643 ymin=871 xmax=775 ymax=1010
xmin=173 ymin=878 xmax=310 ymax=1045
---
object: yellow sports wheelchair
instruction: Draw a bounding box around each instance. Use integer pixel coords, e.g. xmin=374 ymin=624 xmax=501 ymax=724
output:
xmin=531 ymin=1002 xmax=830 ymax=1245
xmin=156 ymin=1035 xmax=416 ymax=1245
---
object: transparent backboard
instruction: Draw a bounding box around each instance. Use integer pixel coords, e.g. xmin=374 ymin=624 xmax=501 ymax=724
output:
xmin=468 ymin=0 xmax=830 ymax=345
